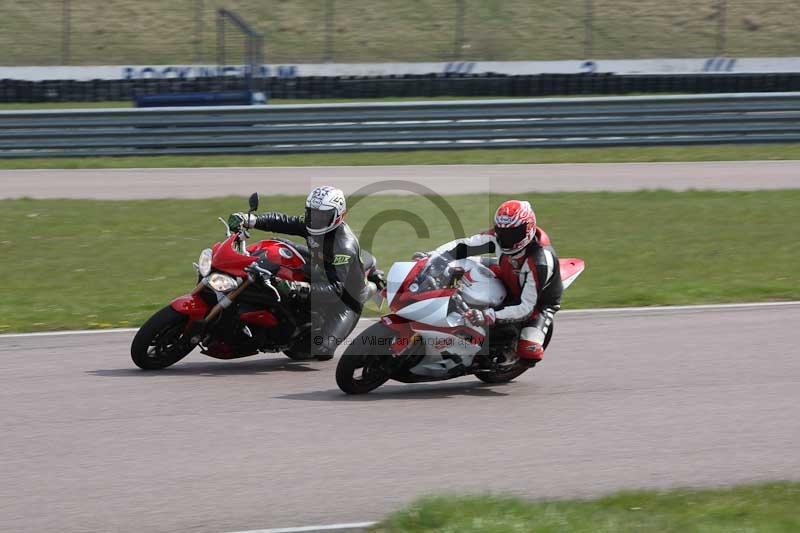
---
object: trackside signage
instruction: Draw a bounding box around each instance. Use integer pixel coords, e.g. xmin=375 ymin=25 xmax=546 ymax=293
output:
xmin=2 ymin=57 xmax=800 ymax=81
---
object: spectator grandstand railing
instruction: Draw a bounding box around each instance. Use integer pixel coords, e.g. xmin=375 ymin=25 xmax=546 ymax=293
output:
xmin=1 ymin=93 xmax=800 ymax=158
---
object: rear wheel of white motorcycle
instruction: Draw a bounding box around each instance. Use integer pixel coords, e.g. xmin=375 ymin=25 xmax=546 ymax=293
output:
xmin=476 ymin=325 xmax=553 ymax=384
xmin=475 ymin=363 xmax=529 ymax=383
xmin=131 ymin=306 xmax=196 ymax=370
xmin=336 ymin=323 xmax=393 ymax=394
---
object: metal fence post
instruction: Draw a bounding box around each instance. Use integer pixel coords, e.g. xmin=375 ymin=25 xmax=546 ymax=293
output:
xmin=584 ymin=0 xmax=593 ymax=58
xmin=325 ymin=0 xmax=334 ymax=62
xmin=716 ymin=0 xmax=727 ymax=56
xmin=217 ymin=10 xmax=225 ymax=69
xmin=195 ymin=0 xmax=204 ymax=63
xmin=454 ymin=0 xmax=465 ymax=59
xmin=62 ymin=0 xmax=71 ymax=64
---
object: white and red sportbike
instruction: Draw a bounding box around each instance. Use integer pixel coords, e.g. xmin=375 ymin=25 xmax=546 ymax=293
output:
xmin=335 ymin=252 xmax=585 ymax=394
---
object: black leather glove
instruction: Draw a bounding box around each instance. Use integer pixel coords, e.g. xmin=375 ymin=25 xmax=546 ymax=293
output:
xmin=245 ymin=256 xmax=279 ymax=284
xmin=367 ymin=268 xmax=386 ymax=291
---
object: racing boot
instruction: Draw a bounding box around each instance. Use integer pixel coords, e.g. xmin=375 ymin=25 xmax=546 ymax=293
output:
xmin=516 ymin=339 xmax=544 ymax=367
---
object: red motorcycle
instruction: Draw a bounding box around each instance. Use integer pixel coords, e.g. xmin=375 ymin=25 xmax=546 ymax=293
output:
xmin=131 ymin=193 xmax=378 ymax=370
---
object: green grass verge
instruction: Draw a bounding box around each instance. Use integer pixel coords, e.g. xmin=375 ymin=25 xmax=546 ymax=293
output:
xmin=3 ymin=144 xmax=800 ymax=170
xmin=1 ymin=190 xmax=798 ymax=333
xmin=374 ymin=482 xmax=800 ymax=532
xmin=0 ymin=101 xmax=135 ymax=110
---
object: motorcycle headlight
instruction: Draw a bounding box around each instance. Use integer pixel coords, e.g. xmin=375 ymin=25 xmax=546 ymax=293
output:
xmin=208 ymin=272 xmax=238 ymax=292
xmin=197 ymin=248 xmax=212 ymax=277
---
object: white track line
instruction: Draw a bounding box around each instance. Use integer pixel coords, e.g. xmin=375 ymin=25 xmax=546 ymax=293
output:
xmin=225 ymin=522 xmax=377 ymax=533
xmin=2 ymin=301 xmax=799 ymax=340
xmin=0 ymin=327 xmax=138 ymax=339
xmin=5 ymin=300 xmax=795 ymax=533
xmin=557 ymin=300 xmax=800 ymax=315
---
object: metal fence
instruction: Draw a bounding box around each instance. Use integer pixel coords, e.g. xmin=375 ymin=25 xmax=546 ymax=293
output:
xmin=1 ymin=1 xmax=799 ymax=66
xmin=1 ymin=93 xmax=800 ymax=158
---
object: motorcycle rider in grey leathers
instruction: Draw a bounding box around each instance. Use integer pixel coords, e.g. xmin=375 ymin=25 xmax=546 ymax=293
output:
xmin=229 ymin=186 xmax=379 ymax=360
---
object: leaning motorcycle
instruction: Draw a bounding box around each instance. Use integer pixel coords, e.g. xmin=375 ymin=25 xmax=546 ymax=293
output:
xmin=336 ymin=252 xmax=585 ymax=394
xmin=131 ymin=193 xmax=381 ymax=370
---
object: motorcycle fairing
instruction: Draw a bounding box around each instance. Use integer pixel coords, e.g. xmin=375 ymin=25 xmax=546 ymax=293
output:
xmin=211 ymin=234 xmax=255 ymax=277
xmin=395 ymin=296 xmax=452 ymax=326
xmin=386 ymin=261 xmax=417 ymax=306
xmin=410 ymin=329 xmax=483 ymax=377
xmin=380 ymin=315 xmax=415 ymax=354
xmin=408 ymin=319 xmax=485 ymax=377
xmin=170 ymin=294 xmax=209 ymax=321
xmin=409 ymin=351 xmax=466 ymax=378
xmin=451 ymin=258 xmax=506 ymax=308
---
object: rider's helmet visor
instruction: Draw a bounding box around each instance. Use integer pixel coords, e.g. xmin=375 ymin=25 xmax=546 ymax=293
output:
xmin=494 ymin=224 xmax=527 ymax=251
xmin=305 ymin=207 xmax=336 ymax=232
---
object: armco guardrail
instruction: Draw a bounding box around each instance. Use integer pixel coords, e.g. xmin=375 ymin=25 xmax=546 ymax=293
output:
xmin=2 ymin=93 xmax=800 ymax=158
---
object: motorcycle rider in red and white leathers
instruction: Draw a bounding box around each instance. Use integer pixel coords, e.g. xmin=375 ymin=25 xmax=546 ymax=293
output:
xmin=419 ymin=200 xmax=563 ymax=366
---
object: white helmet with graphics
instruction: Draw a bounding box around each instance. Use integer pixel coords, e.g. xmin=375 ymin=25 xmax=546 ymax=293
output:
xmin=305 ymin=186 xmax=346 ymax=235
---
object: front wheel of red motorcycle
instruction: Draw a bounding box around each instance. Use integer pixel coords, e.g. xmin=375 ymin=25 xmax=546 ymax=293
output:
xmin=131 ymin=306 xmax=196 ymax=370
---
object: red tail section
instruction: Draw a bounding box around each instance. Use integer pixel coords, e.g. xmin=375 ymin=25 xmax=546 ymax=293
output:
xmin=559 ymin=258 xmax=585 ymax=289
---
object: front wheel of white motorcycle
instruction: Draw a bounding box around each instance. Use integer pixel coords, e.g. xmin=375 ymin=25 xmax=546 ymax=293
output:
xmin=335 ymin=323 xmax=393 ymax=394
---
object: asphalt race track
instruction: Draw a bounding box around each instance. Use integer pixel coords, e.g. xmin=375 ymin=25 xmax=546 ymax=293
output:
xmin=2 ymin=160 xmax=800 ymax=199
xmin=2 ymin=303 xmax=799 ymax=533
xmin=2 ymin=163 xmax=799 ymax=531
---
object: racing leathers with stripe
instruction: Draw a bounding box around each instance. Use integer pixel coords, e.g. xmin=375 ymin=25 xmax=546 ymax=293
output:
xmin=434 ymin=227 xmax=563 ymax=362
xmin=253 ymin=212 xmax=369 ymax=359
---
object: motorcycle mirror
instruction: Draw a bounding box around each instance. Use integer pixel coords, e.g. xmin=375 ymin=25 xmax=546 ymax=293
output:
xmin=248 ymin=192 xmax=259 ymax=213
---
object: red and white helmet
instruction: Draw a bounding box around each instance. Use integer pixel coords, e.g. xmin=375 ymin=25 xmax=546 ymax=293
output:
xmin=493 ymin=200 xmax=537 ymax=254
xmin=305 ymin=186 xmax=346 ymax=235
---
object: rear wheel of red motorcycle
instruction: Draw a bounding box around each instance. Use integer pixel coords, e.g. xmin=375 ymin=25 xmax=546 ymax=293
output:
xmin=131 ymin=306 xmax=196 ymax=370
xmin=335 ymin=323 xmax=392 ymax=394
